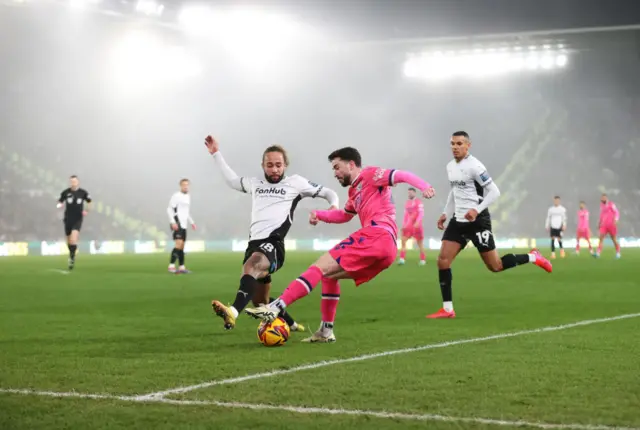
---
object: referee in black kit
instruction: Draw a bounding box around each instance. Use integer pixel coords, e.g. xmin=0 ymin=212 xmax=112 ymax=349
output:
xmin=57 ymin=175 xmax=92 ymax=270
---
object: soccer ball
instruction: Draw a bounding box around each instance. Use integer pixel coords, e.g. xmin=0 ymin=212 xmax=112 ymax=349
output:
xmin=257 ymin=317 xmax=290 ymax=347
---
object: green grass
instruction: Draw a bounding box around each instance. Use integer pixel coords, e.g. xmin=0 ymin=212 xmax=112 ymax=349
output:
xmin=1 ymin=249 xmax=639 ymax=429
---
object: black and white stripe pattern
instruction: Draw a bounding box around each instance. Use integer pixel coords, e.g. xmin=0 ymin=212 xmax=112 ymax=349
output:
xmin=321 ymin=293 xmax=340 ymax=301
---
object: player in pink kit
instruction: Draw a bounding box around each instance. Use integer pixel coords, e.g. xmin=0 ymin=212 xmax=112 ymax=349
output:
xmin=575 ymin=201 xmax=593 ymax=255
xmin=399 ymin=188 xmax=427 ymax=266
xmin=595 ymin=193 xmax=621 ymax=258
xmin=246 ymin=147 xmax=435 ymax=342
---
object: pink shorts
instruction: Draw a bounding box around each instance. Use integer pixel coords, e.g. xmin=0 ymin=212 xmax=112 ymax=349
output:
xmin=576 ymin=228 xmax=591 ymax=239
xmin=329 ymin=226 xmax=397 ymax=286
xmin=600 ymin=224 xmax=617 ymax=237
xmin=402 ymin=226 xmax=424 ymax=241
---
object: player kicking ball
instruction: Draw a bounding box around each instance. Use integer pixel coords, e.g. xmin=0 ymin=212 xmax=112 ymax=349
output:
xmin=245 ymin=147 xmax=436 ymax=343
xmin=426 ymin=131 xmax=553 ymax=319
xmin=205 ymin=135 xmax=340 ymax=333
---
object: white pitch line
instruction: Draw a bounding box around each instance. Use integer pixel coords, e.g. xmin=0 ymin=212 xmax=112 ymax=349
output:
xmin=48 ymin=269 xmax=70 ymax=275
xmin=1 ymin=388 xmax=637 ymax=430
xmin=142 ymin=312 xmax=640 ymax=399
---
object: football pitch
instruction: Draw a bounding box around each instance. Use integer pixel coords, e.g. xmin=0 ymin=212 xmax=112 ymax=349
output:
xmin=1 ymin=249 xmax=639 ymax=430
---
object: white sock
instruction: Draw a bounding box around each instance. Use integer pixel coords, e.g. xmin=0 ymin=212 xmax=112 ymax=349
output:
xmin=229 ymin=306 xmax=239 ymax=319
xmin=290 ymin=322 xmax=298 ymax=331
xmin=270 ymin=298 xmax=286 ymax=312
xmin=168 ymin=263 xmax=175 ymax=268
xmin=320 ymin=321 xmax=334 ymax=335
xmin=443 ymin=301 xmax=454 ymax=312
xmin=528 ymin=253 xmax=536 ymax=263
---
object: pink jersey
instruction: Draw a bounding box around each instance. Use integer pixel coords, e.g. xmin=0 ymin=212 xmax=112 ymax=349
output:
xmin=577 ymin=209 xmax=590 ymax=230
xmin=403 ymin=199 xmax=424 ymax=228
xmin=599 ymin=201 xmax=620 ymax=226
xmin=344 ymin=166 xmax=398 ymax=238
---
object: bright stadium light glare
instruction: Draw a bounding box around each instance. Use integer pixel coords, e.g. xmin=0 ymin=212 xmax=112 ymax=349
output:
xmin=540 ymin=56 xmax=554 ymax=69
xmin=68 ymin=0 xmax=99 ymax=9
xmin=108 ymin=30 xmax=202 ymax=92
xmin=556 ymin=54 xmax=568 ymax=67
xmin=403 ymin=48 xmax=570 ymax=82
xmin=136 ymin=0 xmax=164 ymax=16
xmin=177 ymin=6 xmax=301 ymax=68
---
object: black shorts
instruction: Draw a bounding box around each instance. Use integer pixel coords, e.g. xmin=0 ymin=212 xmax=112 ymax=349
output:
xmin=442 ymin=215 xmax=496 ymax=252
xmin=64 ymin=218 xmax=83 ymax=236
xmin=243 ymin=237 xmax=286 ymax=284
xmin=172 ymin=227 xmax=187 ymax=241
xmin=549 ymin=228 xmax=563 ymax=238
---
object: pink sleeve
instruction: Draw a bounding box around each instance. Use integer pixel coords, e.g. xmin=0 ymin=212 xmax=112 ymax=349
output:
xmin=415 ymin=203 xmax=424 ymax=223
xmin=612 ymin=204 xmax=620 ymax=221
xmin=315 ymin=209 xmax=354 ymax=224
xmin=392 ymin=170 xmax=431 ymax=191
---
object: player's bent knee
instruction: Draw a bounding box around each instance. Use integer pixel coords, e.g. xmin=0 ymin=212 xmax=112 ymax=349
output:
xmin=243 ymin=253 xmax=269 ymax=278
xmin=313 ymin=252 xmax=343 ymax=277
xmin=437 ymin=255 xmax=451 ymax=270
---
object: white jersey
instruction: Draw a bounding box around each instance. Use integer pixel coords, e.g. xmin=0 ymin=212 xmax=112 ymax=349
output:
xmin=212 ymin=152 xmax=340 ymax=241
xmin=167 ymin=192 xmax=194 ymax=229
xmin=446 ymin=154 xmax=494 ymax=223
xmin=546 ymin=205 xmax=567 ymax=230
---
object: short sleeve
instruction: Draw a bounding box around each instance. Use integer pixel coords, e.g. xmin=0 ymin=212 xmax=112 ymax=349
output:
xmin=294 ymin=175 xmax=324 ymax=198
xmin=84 ymin=190 xmax=92 ymax=203
xmin=470 ymin=161 xmax=493 ymax=187
xmin=368 ymin=167 xmax=396 ymax=187
xmin=58 ymin=189 xmax=67 ymax=203
xmin=344 ymin=198 xmax=357 ymax=214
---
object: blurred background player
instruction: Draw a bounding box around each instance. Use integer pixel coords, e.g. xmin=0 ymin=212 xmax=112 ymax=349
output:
xmin=545 ymin=196 xmax=567 ymax=259
xmin=595 ymin=193 xmax=621 ymax=259
xmin=427 ymin=131 xmax=552 ymax=319
xmin=246 ymin=147 xmax=436 ymax=343
xmin=167 ymin=179 xmax=196 ymax=274
xmin=575 ymin=201 xmax=593 ymax=255
xmin=56 ymin=175 xmax=91 ymax=270
xmin=398 ymin=187 xmax=426 ymax=266
xmin=205 ymin=135 xmax=339 ymax=332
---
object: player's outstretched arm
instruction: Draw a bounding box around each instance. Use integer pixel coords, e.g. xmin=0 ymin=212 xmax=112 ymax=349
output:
xmin=295 ymin=176 xmax=340 ymax=209
xmin=390 ymin=170 xmax=435 ymax=198
xmin=316 ymin=187 xmax=339 ymax=209
xmin=313 ymin=209 xmax=355 ymax=224
xmin=204 ymin=135 xmax=249 ymax=193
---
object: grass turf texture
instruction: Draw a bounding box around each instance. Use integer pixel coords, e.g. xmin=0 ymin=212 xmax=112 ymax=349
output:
xmin=1 ymin=250 xmax=639 ymax=429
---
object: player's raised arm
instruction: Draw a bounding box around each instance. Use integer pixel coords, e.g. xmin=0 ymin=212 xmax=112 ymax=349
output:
xmin=204 ymin=135 xmax=250 ymax=193
xmin=382 ymin=168 xmax=436 ymax=199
